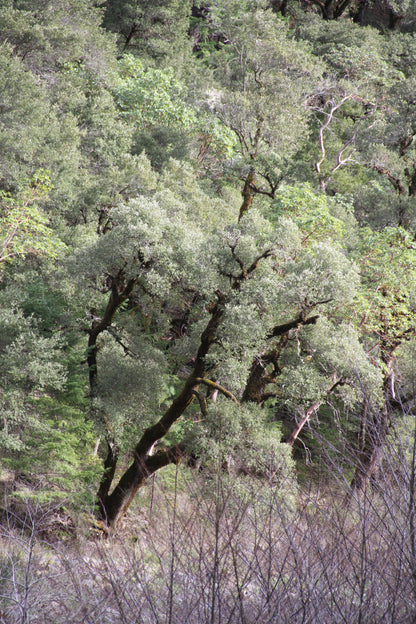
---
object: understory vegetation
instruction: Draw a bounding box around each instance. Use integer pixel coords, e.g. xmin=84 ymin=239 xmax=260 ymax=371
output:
xmin=2 ymin=434 xmax=416 ymax=623
xmin=1 ymin=0 xmax=416 ymax=620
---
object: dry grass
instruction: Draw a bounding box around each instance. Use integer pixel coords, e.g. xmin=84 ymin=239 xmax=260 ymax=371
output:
xmin=1 ymin=447 xmax=416 ymax=623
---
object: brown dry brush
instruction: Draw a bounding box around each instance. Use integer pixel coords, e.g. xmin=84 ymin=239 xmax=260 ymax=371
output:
xmin=1 ymin=426 xmax=416 ymax=623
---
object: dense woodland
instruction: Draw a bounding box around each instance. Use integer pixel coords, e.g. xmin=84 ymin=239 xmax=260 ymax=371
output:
xmin=2 ymin=0 xmax=416 ymax=621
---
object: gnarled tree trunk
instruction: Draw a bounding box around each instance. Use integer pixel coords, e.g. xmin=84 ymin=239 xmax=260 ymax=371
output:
xmin=97 ymin=292 xmax=226 ymax=528
xmin=86 ymin=272 xmax=137 ymax=517
xmin=101 ymin=444 xmax=184 ymax=527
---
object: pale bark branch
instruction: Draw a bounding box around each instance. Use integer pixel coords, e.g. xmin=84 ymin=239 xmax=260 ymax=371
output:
xmin=315 ymin=95 xmax=353 ymax=174
xmin=194 ymin=378 xmax=239 ymax=404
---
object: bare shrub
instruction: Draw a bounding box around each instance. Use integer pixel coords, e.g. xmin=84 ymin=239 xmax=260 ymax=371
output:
xmin=1 ymin=429 xmax=416 ymax=623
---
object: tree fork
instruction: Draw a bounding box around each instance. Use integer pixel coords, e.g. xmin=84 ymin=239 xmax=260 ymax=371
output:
xmin=242 ymin=314 xmax=320 ymax=404
xmin=100 ymin=444 xmax=185 ymax=528
xmin=87 ymin=274 xmax=137 ymax=395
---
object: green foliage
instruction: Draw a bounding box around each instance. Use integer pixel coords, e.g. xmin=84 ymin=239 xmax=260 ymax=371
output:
xmin=6 ymin=394 xmax=101 ymax=505
xmin=0 ymin=303 xmax=66 ymax=451
xmin=283 ymin=241 xmax=359 ymax=307
xmin=0 ymin=172 xmax=65 ymax=273
xmin=72 ymin=195 xmax=210 ymax=299
xmin=270 ymin=184 xmax=348 ymax=245
xmin=102 ymin=0 xmax=193 ymax=63
xmin=351 ymin=226 xmax=416 ymax=338
xmin=188 ymin=399 xmax=293 ymax=481
xmin=0 ymin=264 xmax=97 ymax=502
xmin=0 ymin=0 xmax=116 ymax=77
xmin=304 ymin=319 xmax=383 ymax=403
xmin=1 ymin=0 xmax=416 ymax=517
xmin=91 ymin=335 xmax=170 ymax=449
xmin=298 ymin=18 xmax=400 ymax=88
xmin=114 ymin=55 xmax=237 ymax=171
xmin=0 ymin=44 xmax=58 ymax=190
xmin=206 ymin=4 xmax=324 ymax=161
xmin=114 ymin=55 xmax=197 ymax=130
xmin=0 ymin=1 xmax=122 ymax=221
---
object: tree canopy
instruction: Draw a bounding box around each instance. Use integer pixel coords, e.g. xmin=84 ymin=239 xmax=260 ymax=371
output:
xmin=1 ymin=0 xmax=416 ymax=530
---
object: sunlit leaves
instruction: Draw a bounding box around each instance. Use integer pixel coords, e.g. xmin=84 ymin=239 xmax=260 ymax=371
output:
xmin=0 ymin=304 xmax=66 ymax=450
xmin=205 ymin=2 xmax=324 ymax=160
xmin=114 ymin=55 xmax=197 ymax=131
xmin=0 ymin=172 xmax=65 ymax=274
xmin=187 ymin=399 xmax=292 ymax=480
xmin=270 ymin=184 xmax=348 ymax=245
xmin=102 ymin=0 xmax=192 ymax=62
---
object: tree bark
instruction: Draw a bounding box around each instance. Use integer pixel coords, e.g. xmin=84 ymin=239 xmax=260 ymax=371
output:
xmin=87 ymin=274 xmax=137 ymax=395
xmin=86 ymin=273 xmax=137 ymax=513
xmin=238 ymin=168 xmax=256 ymax=222
xmin=242 ymin=314 xmax=319 ymax=404
xmin=101 ymin=444 xmax=184 ymax=527
xmin=96 ymin=438 xmax=119 ymax=517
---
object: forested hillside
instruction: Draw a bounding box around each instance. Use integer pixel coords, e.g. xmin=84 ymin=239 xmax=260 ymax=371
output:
xmin=1 ymin=1 xmax=416 ymax=621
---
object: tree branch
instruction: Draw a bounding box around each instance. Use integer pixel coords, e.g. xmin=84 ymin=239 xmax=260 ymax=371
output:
xmin=131 ymin=291 xmax=226 ymax=458
xmin=238 ymin=168 xmax=256 ymax=222
xmin=144 ymin=444 xmax=185 ymax=474
xmin=368 ymin=163 xmax=406 ymax=195
xmin=192 ymin=389 xmax=209 ymax=417
xmin=194 ymin=378 xmax=239 ymax=403
xmin=242 ymin=314 xmax=320 ymax=404
xmin=286 ymin=378 xmax=345 ymax=447
xmin=271 ymin=314 xmax=319 ymax=338
xmin=229 ymin=244 xmax=273 ymax=286
xmin=86 ymin=274 xmax=137 ymax=396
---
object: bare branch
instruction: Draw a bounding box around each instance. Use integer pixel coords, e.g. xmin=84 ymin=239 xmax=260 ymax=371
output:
xmin=314 ymin=95 xmax=354 ymax=174
xmin=287 ymin=377 xmax=345 ymax=447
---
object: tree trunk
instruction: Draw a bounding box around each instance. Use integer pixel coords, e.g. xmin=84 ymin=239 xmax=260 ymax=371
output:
xmin=349 ymin=406 xmax=390 ymax=497
xmin=101 ymin=445 xmax=184 ymax=527
xmin=238 ymin=168 xmax=256 ymax=222
xmin=96 ymin=439 xmax=119 ymax=518
xmin=407 ymin=162 xmax=416 ymax=197
xmin=122 ymin=22 xmax=138 ymax=52
xmin=86 ymin=274 xmax=137 ymax=514
xmin=269 ymin=0 xmax=288 ymax=16
xmin=97 ymin=293 xmax=226 ymax=528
